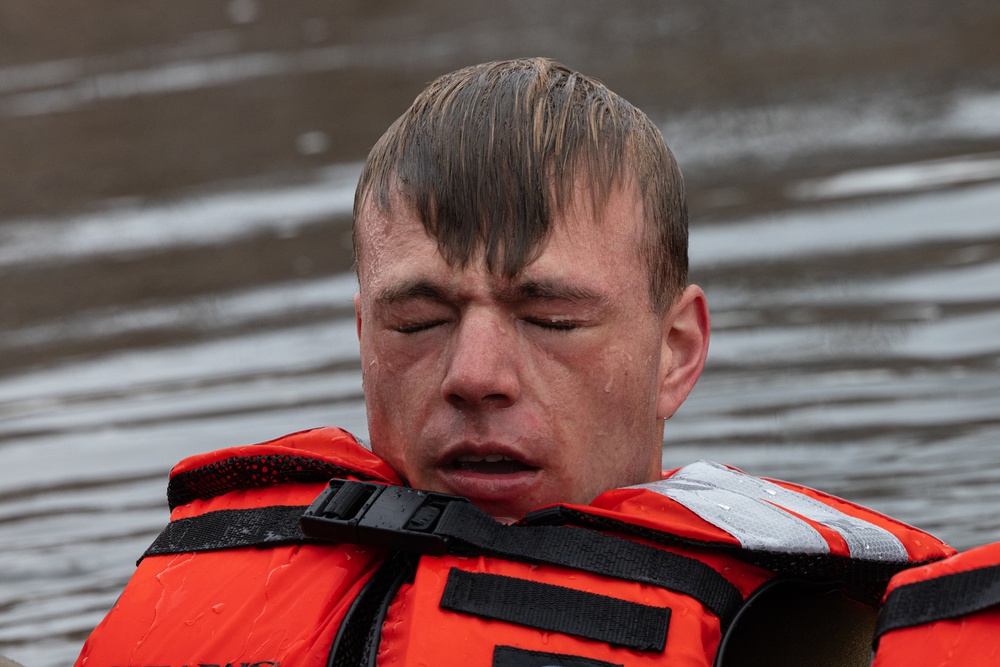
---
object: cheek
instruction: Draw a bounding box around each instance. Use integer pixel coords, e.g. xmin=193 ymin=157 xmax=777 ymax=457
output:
xmin=368 ymin=327 xmax=442 ymax=370
xmin=590 ymin=338 xmax=658 ymax=396
xmin=362 ymin=357 xmax=413 ymax=480
xmin=360 ymin=337 xmax=401 ymax=423
xmin=573 ymin=339 xmax=661 ymax=447
xmin=361 ymin=333 xmax=440 ymax=435
xmin=361 ymin=331 xmax=417 ymax=391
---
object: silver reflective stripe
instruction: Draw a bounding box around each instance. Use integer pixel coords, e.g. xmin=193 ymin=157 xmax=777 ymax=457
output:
xmin=636 ymin=461 xmax=908 ymax=562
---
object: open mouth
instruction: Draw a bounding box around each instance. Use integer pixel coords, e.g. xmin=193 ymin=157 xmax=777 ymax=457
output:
xmin=452 ymin=454 xmax=535 ymax=475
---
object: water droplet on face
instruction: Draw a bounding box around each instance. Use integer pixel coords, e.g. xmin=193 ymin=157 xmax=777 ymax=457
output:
xmin=717 ymin=503 xmax=731 ymax=511
xmin=765 ymin=489 xmax=777 ymax=496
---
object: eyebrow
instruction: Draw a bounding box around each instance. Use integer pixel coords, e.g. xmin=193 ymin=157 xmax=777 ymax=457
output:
xmin=375 ymin=278 xmax=608 ymax=307
xmin=374 ymin=280 xmax=448 ymax=306
xmin=500 ymin=280 xmax=608 ymax=306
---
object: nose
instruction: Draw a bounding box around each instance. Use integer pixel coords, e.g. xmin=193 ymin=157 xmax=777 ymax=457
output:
xmin=441 ymin=310 xmax=520 ymax=409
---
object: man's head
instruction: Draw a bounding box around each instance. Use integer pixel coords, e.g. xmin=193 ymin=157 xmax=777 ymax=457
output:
xmin=355 ymin=58 xmax=688 ymax=312
xmin=352 ymin=58 xmax=709 ymax=518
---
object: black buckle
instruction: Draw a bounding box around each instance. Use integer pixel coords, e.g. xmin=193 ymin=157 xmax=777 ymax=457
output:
xmin=300 ymin=479 xmax=470 ymax=556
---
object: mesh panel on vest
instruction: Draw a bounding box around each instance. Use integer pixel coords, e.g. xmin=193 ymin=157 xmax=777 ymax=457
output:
xmin=167 ymin=454 xmax=380 ymax=509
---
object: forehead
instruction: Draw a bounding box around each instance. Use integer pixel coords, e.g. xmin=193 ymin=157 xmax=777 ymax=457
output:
xmin=354 ymin=182 xmax=646 ymax=289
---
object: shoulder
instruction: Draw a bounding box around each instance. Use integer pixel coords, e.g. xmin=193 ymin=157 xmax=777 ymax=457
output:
xmin=164 ymin=426 xmax=403 ymax=511
xmin=588 ymin=460 xmax=953 ymax=566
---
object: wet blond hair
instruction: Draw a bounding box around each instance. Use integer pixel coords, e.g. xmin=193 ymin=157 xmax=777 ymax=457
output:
xmin=354 ymin=58 xmax=687 ymax=311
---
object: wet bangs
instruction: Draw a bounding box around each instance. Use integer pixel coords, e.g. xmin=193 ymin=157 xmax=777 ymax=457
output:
xmin=356 ymin=59 xmax=636 ymax=277
xmin=355 ymin=58 xmax=688 ymax=311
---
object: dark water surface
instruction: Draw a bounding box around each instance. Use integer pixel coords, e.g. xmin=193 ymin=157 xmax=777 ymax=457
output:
xmin=2 ymin=3 xmax=1000 ymax=664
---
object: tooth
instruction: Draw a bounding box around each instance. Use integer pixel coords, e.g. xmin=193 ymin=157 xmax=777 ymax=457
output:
xmin=456 ymin=454 xmax=518 ymax=464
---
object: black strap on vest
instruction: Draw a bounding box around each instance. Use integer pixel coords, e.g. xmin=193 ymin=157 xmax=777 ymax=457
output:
xmin=327 ymin=552 xmax=417 ymax=667
xmin=527 ymin=504 xmax=923 ymax=598
xmin=441 ymin=569 xmax=671 ymax=652
xmin=873 ymin=561 xmax=1000 ymax=644
xmin=433 ymin=498 xmax=742 ymax=626
xmin=142 ymin=480 xmax=744 ymax=628
xmin=142 ymin=505 xmax=314 ymax=561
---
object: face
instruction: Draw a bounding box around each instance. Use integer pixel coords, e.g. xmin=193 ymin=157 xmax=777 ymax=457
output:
xmin=354 ymin=182 xmax=708 ymax=519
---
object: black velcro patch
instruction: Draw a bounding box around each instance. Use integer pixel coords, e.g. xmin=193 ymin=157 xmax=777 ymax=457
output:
xmin=875 ymin=562 xmax=1000 ymax=642
xmin=492 ymin=645 xmax=623 ymax=667
xmin=441 ymin=569 xmax=670 ymax=652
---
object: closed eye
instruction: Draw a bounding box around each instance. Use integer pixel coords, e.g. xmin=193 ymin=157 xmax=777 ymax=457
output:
xmin=524 ymin=318 xmax=580 ymax=331
xmin=395 ymin=320 xmax=448 ymax=334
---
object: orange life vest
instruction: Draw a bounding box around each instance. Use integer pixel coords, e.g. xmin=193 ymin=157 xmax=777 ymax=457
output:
xmin=872 ymin=540 xmax=1000 ymax=667
xmin=74 ymin=427 xmax=952 ymax=667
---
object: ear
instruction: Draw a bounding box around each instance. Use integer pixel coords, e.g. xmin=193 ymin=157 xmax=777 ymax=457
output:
xmin=656 ymin=285 xmax=710 ymax=420
xmin=354 ymin=292 xmax=363 ymax=341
